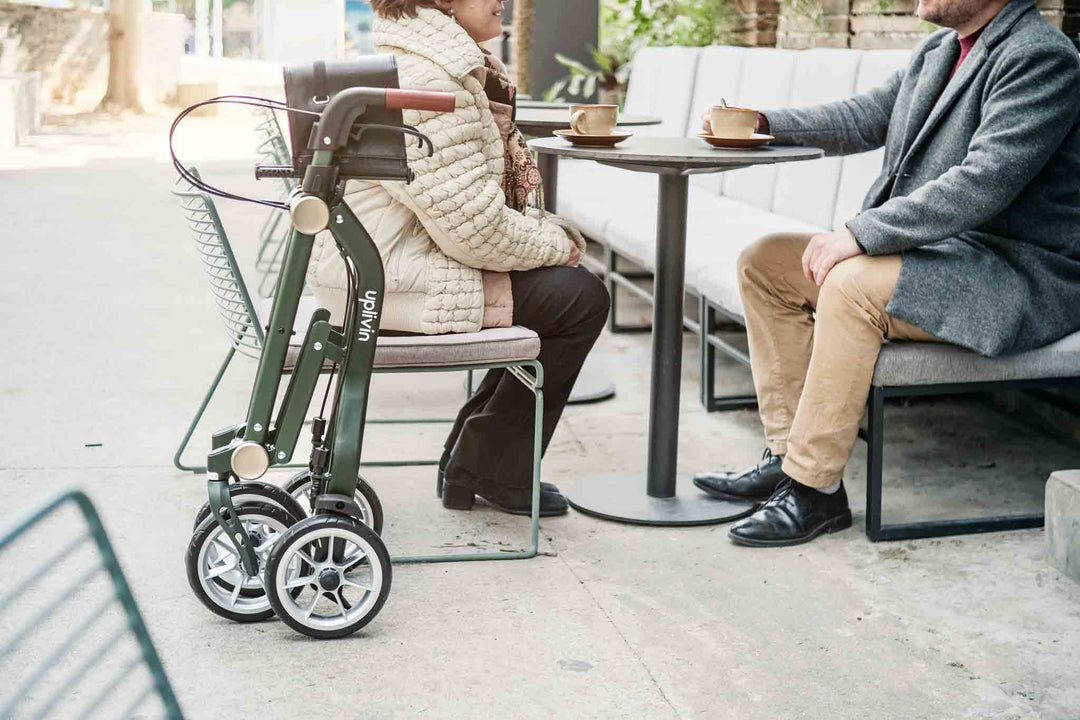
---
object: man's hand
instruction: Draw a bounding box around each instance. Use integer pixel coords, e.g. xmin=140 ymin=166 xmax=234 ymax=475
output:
xmin=801 ymin=227 xmax=864 ymax=286
xmin=701 ymin=109 xmax=712 ymax=134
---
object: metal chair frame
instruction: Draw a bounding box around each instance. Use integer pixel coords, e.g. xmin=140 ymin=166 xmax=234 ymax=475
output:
xmin=1 ymin=490 xmax=185 ymax=719
xmin=172 ymin=177 xmax=545 ymax=563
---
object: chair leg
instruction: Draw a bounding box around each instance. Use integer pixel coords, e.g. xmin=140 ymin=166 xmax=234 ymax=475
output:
xmin=391 ymin=361 xmax=544 ymax=564
xmin=865 ymin=385 xmax=885 ymax=541
xmin=699 ymin=300 xmax=758 ymax=412
xmin=862 ymin=385 xmax=1044 ymax=541
xmin=700 ymin=297 xmax=717 ymax=412
xmin=174 ymin=347 xmax=235 ymax=473
xmin=605 ymin=247 xmax=620 ymax=334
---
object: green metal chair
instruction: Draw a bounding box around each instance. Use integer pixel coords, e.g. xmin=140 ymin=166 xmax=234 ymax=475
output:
xmin=1 ymin=489 xmax=185 ymax=719
xmin=171 ymin=174 xmax=547 ymax=563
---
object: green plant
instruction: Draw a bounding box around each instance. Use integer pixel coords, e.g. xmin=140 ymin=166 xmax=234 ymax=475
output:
xmin=545 ymin=0 xmax=734 ymax=103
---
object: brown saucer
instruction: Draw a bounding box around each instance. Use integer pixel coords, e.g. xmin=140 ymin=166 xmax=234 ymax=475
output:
xmin=554 ymin=129 xmax=634 ymax=147
xmin=698 ymin=133 xmax=774 ymax=149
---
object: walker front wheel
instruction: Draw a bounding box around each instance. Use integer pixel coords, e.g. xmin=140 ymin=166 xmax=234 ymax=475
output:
xmin=192 ymin=480 xmax=307 ymax=531
xmin=264 ymin=514 xmax=392 ymax=639
xmin=283 ymin=470 xmax=383 ymax=535
xmin=185 ymin=502 xmax=297 ymax=623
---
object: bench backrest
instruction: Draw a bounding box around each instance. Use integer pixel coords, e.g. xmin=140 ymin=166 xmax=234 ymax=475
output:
xmin=622 ymin=45 xmax=913 ymax=230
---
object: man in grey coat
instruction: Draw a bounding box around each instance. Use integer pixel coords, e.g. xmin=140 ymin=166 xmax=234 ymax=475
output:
xmin=694 ymin=0 xmax=1080 ymax=546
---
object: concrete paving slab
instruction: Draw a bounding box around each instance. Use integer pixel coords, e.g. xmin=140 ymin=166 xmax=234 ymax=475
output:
xmin=3 ymin=112 xmax=1080 ymax=720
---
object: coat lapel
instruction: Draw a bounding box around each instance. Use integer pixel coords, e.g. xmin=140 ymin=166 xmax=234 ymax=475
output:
xmin=897 ymin=40 xmax=957 ymax=160
xmin=899 ymin=0 xmax=1036 ymax=165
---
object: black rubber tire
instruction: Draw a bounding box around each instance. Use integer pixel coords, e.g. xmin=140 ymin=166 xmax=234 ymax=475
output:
xmin=283 ymin=470 xmax=384 ymax=536
xmin=264 ymin=514 xmax=392 ymax=639
xmin=192 ymin=480 xmax=307 ymax=531
xmin=185 ymin=502 xmax=296 ymax=623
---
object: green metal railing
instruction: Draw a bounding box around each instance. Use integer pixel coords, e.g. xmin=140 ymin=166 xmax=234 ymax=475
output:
xmin=1 ymin=490 xmax=185 ymax=719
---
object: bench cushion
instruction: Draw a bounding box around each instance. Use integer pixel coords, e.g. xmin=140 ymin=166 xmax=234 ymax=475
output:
xmin=555 ymin=159 xmax=656 ymax=241
xmin=770 ymin=48 xmax=862 ymax=230
xmin=720 ymin=48 xmax=799 ymax=209
xmin=872 ymin=331 xmax=1080 ymax=386
xmin=259 ymin=297 xmax=541 ymax=369
xmin=623 ymin=46 xmax=701 ymax=137
xmin=832 ymin=50 xmax=911 ymax=230
xmin=605 ymin=191 xmax=823 ymax=295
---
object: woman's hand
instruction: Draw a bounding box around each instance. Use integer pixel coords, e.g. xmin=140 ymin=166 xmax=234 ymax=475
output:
xmin=566 ymin=241 xmax=581 ymax=268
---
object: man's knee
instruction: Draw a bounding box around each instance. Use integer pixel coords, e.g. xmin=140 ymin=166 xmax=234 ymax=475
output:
xmin=817 ymin=255 xmax=892 ymax=315
xmin=737 ymin=233 xmax=808 ymax=289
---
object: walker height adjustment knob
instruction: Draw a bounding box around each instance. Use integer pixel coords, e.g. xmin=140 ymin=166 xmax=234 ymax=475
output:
xmin=289 ymin=191 xmax=330 ymax=235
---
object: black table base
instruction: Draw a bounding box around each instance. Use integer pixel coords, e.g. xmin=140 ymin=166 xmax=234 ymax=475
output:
xmin=567 ymin=362 xmax=616 ymax=404
xmin=566 ymin=474 xmax=756 ymax=526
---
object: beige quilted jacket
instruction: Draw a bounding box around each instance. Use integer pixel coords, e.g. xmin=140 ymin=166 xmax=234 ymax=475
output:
xmin=307 ymin=8 xmax=586 ymax=334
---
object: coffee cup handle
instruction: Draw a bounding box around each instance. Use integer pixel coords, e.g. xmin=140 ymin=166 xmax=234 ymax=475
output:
xmin=570 ymin=110 xmax=587 ymax=135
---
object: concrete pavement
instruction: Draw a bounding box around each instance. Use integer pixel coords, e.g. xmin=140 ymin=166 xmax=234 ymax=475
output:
xmin=2 ymin=112 xmax=1079 ymax=720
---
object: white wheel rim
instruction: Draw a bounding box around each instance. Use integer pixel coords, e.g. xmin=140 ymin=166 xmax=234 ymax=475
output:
xmin=289 ymin=479 xmax=375 ymax=529
xmin=196 ymin=510 xmax=287 ymax=616
xmin=273 ymin=526 xmax=384 ymax=632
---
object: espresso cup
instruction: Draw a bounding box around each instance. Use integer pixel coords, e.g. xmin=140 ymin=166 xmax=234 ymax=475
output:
xmin=709 ymin=106 xmax=758 ymax=139
xmin=569 ymin=104 xmax=618 ymax=136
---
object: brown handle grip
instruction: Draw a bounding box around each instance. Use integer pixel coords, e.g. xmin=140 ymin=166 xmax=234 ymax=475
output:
xmin=385 ymin=89 xmax=456 ymax=113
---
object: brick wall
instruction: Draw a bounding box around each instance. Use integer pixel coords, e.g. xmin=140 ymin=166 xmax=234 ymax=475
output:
xmin=730 ymin=0 xmax=781 ymax=47
xmin=0 ymin=2 xmax=109 ymax=111
xmin=778 ymin=0 xmax=1080 ymax=50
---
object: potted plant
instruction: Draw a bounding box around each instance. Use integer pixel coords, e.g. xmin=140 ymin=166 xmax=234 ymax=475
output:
xmin=545 ymin=0 xmax=733 ymax=105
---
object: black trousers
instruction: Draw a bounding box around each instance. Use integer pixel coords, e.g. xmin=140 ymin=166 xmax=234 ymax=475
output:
xmin=444 ymin=265 xmax=610 ymax=490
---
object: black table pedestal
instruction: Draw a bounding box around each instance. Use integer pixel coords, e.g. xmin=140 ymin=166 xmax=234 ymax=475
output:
xmin=566 ymin=474 xmax=756 ymax=526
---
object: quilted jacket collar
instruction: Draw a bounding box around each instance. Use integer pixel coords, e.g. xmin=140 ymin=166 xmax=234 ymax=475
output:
xmin=373 ymin=8 xmax=485 ymax=80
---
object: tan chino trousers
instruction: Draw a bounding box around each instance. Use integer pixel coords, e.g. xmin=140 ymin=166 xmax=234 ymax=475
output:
xmin=738 ymin=233 xmax=942 ymax=488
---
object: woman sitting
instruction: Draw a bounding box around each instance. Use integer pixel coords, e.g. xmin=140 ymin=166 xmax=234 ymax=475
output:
xmin=307 ymin=0 xmax=610 ymax=516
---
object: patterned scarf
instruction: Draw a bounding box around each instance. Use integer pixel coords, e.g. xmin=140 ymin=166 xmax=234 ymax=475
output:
xmin=481 ymin=50 xmax=544 ymax=213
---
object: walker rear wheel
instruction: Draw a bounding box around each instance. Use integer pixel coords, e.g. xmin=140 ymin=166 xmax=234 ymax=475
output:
xmin=283 ymin=470 xmax=383 ymax=535
xmin=264 ymin=514 xmax=392 ymax=639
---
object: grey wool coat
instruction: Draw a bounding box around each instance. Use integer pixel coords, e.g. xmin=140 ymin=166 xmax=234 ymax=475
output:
xmin=765 ymin=0 xmax=1080 ymax=357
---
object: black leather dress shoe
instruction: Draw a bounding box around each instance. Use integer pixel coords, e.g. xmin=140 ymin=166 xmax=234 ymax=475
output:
xmin=436 ymin=449 xmax=559 ymax=497
xmin=728 ymin=478 xmax=852 ymax=547
xmin=693 ymin=448 xmax=787 ymax=502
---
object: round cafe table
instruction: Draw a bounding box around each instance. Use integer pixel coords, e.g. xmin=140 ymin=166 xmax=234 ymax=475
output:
xmin=529 ymin=136 xmax=824 ymax=526
xmin=516 ymin=106 xmax=662 ymax=405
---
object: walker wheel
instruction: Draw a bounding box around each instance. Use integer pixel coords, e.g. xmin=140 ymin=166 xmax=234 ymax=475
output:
xmin=283 ymin=470 xmax=384 ymax=535
xmin=185 ymin=502 xmax=299 ymax=623
xmin=191 ymin=480 xmax=307 ymax=531
xmin=264 ymin=514 xmax=392 ymax=639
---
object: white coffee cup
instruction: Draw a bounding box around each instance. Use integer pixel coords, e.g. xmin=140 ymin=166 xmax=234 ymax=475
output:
xmin=570 ymin=104 xmax=618 ymax=136
xmin=709 ymin=106 xmax=758 ymax=139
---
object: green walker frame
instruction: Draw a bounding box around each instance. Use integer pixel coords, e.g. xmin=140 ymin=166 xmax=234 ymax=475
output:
xmin=174 ymin=70 xmax=547 ymax=642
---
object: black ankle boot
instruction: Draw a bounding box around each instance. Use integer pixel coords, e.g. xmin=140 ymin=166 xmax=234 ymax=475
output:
xmin=437 ymin=450 xmax=560 ymax=498
xmin=442 ymin=479 xmax=568 ymax=517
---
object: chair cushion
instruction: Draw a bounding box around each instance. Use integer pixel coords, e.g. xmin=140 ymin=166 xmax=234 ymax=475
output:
xmin=770 ymin=48 xmax=862 ymax=229
xmin=872 ymin=331 xmax=1080 ymax=387
xmin=371 ymin=326 xmax=541 ymax=368
xmin=259 ymin=297 xmax=541 ymax=369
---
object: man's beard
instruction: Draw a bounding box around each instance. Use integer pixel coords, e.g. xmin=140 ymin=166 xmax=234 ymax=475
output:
xmin=918 ymin=0 xmax=985 ymax=27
